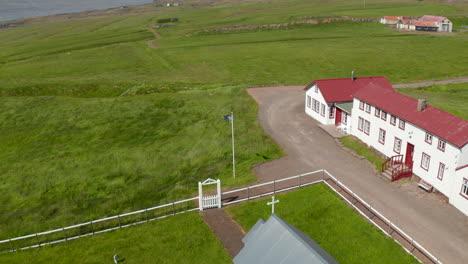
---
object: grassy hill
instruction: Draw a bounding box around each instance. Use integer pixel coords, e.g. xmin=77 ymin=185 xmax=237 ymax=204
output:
xmin=0 ymin=0 xmax=467 ymax=242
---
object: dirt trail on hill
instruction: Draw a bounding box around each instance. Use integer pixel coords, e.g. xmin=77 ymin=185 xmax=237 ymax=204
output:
xmin=146 ymin=26 xmax=162 ymax=49
xmin=393 ymin=77 xmax=468 ymax=88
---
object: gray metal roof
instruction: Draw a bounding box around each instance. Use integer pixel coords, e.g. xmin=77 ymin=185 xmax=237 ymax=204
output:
xmin=335 ymin=102 xmax=353 ymax=114
xmin=233 ymin=214 xmax=339 ymax=264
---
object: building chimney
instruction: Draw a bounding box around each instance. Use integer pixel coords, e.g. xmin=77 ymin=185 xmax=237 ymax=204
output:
xmin=417 ymin=99 xmax=427 ymax=111
xmin=351 ymin=71 xmax=355 ymax=81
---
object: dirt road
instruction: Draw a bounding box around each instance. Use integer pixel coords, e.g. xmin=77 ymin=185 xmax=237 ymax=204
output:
xmin=246 ymin=86 xmax=468 ymax=264
xmin=394 ymin=77 xmax=468 ymax=89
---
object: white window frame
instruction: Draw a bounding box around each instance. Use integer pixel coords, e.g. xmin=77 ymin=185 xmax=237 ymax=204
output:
xmin=315 ymin=85 xmax=318 ymax=93
xmin=365 ymin=104 xmax=371 ymax=113
xmin=329 ymin=106 xmax=335 ymax=119
xmin=375 ymin=108 xmax=381 ymax=117
xmin=364 ymin=120 xmax=370 ymax=135
xmin=421 ymin=153 xmax=430 ymax=171
xmin=381 ymin=111 xmax=387 ymax=121
xmin=437 ymin=163 xmax=445 ymax=180
xmin=399 ymin=120 xmax=405 ymax=130
xmin=342 ymin=113 xmax=347 ymax=125
xmin=378 ymin=129 xmax=386 ymax=144
xmin=461 ymin=178 xmax=468 ymax=199
xmin=393 ymin=137 xmax=402 ymax=154
xmin=320 ymin=103 xmax=325 ymax=117
xmin=438 ymin=139 xmax=446 ymax=152
xmin=359 ymin=101 xmax=364 ymax=110
xmin=390 ymin=115 xmax=396 ymax=125
xmin=307 ymin=95 xmax=311 ymax=108
xmin=425 ymin=133 xmax=433 ymax=144
xmin=358 ymin=117 xmax=364 ymax=131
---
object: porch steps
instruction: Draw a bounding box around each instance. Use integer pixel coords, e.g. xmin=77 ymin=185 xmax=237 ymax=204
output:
xmin=381 ymin=164 xmax=399 ymax=181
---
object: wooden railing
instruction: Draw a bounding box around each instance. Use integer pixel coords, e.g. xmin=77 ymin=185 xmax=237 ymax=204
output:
xmin=382 ymin=155 xmax=412 ymax=182
xmin=382 ymin=155 xmax=403 ymax=172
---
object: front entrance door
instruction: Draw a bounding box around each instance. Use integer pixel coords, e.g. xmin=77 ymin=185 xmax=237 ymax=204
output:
xmin=405 ymin=143 xmax=414 ymax=168
xmin=335 ymin=108 xmax=342 ymax=126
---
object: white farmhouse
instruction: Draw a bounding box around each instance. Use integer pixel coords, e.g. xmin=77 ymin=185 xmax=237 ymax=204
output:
xmin=304 ymin=75 xmax=468 ymax=216
xmin=380 ymin=16 xmax=402 ymax=25
xmin=419 ymin=15 xmax=452 ymax=32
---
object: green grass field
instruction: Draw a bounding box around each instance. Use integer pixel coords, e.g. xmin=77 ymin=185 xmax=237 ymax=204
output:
xmin=398 ymin=83 xmax=468 ymax=120
xmin=0 ymin=212 xmax=231 ymax=264
xmin=227 ymin=184 xmax=419 ymax=264
xmin=0 ymin=0 xmax=467 ymax=246
xmin=0 ymin=86 xmax=282 ymax=238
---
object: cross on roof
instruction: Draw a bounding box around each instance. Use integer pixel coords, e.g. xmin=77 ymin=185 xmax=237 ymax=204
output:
xmin=267 ymin=196 xmax=279 ymax=214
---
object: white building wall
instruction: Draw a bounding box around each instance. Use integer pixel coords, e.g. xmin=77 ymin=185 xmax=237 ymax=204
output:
xmin=351 ymin=98 xmax=462 ymax=198
xmin=450 ymin=166 xmax=468 ymax=216
xmin=338 ymin=110 xmax=352 ymax=134
xmin=305 ymin=84 xmax=334 ymax=125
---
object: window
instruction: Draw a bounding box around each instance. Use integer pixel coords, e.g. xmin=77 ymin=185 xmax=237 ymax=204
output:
xmin=365 ymin=104 xmax=371 ymax=113
xmin=359 ymin=101 xmax=364 ymax=110
xmin=329 ymin=106 xmax=335 ymax=119
xmin=312 ymin=99 xmax=320 ymax=113
xmin=320 ymin=104 xmax=325 ymax=116
xmin=307 ymin=95 xmax=311 ymax=108
xmin=438 ymin=139 xmax=446 ymax=152
xmin=399 ymin=120 xmax=405 ymax=130
xmin=425 ymin=133 xmax=433 ymax=144
xmin=342 ymin=113 xmax=347 ymax=125
xmin=437 ymin=163 xmax=445 ymax=180
xmin=375 ymin=108 xmax=381 ymax=117
xmin=390 ymin=115 xmax=396 ymax=125
xmin=461 ymin=178 xmax=468 ymax=199
xmin=378 ymin=129 xmax=386 ymax=144
xmin=314 ymin=85 xmax=318 ymax=93
xmin=358 ymin=117 xmax=364 ymax=131
xmin=381 ymin=111 xmax=387 ymax=121
xmin=393 ymin=137 xmax=402 ymax=153
xmin=364 ymin=120 xmax=370 ymax=135
xmin=421 ymin=153 xmax=430 ymax=171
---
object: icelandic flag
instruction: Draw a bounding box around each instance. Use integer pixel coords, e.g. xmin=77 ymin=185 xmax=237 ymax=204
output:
xmin=223 ymin=115 xmax=233 ymax=122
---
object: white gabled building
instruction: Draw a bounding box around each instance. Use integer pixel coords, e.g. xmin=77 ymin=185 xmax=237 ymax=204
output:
xmin=304 ymin=75 xmax=468 ymax=216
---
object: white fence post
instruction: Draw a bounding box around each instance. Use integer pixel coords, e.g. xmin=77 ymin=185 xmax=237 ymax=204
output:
xmin=198 ymin=181 xmax=203 ymax=211
xmin=217 ymin=179 xmax=222 ymax=208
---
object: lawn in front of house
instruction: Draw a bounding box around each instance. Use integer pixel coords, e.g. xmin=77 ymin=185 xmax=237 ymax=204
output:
xmin=340 ymin=135 xmax=386 ymax=171
xmin=226 ymin=184 xmax=419 ymax=264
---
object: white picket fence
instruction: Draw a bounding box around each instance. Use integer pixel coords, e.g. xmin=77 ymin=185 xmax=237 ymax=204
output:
xmin=0 ymin=169 xmax=443 ymax=263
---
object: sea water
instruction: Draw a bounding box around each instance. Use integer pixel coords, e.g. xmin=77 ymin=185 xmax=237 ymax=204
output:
xmin=0 ymin=0 xmax=152 ymax=21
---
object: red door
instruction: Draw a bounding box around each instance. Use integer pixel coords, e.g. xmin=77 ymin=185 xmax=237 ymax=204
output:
xmin=405 ymin=143 xmax=414 ymax=167
xmin=335 ymin=108 xmax=342 ymax=126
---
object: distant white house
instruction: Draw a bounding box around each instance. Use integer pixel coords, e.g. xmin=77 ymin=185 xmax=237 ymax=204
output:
xmin=394 ymin=15 xmax=452 ymax=32
xmin=304 ymin=74 xmax=468 ymax=216
xmin=380 ymin=16 xmax=402 ymax=25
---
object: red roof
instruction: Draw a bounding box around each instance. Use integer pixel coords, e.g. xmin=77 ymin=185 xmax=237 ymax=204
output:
xmin=383 ymin=16 xmax=400 ymax=21
xmin=354 ymin=86 xmax=468 ymax=148
xmin=420 ymin=15 xmax=447 ymax=22
xmin=413 ymin=20 xmax=437 ymax=27
xmin=304 ymin=76 xmax=393 ymax=103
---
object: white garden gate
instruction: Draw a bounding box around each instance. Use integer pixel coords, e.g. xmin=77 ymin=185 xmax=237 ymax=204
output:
xmin=198 ymin=178 xmax=222 ymax=210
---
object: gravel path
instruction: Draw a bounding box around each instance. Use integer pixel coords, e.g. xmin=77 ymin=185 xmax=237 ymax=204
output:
xmin=246 ymin=85 xmax=468 ymax=264
xmin=201 ymin=209 xmax=244 ymax=258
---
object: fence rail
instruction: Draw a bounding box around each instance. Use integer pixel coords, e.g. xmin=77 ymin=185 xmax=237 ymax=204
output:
xmin=0 ymin=197 xmax=198 ymax=253
xmin=1 ymin=169 xmax=443 ymax=264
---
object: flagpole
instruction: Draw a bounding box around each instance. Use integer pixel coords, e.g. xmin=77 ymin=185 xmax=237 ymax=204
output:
xmin=231 ymin=112 xmax=236 ymax=178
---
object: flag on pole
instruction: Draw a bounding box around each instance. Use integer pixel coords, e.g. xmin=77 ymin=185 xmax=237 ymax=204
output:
xmin=223 ymin=115 xmax=233 ymax=122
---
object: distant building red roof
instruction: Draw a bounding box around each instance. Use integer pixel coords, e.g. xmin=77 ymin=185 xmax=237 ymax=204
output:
xmin=413 ymin=20 xmax=437 ymax=27
xmin=354 ymin=86 xmax=468 ymax=148
xmin=420 ymin=15 xmax=447 ymax=22
xmin=398 ymin=19 xmax=411 ymax=24
xmin=304 ymin=76 xmax=393 ymax=103
xmin=383 ymin=16 xmax=401 ymax=21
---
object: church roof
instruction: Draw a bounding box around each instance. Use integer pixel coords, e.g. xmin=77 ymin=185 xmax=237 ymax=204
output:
xmin=233 ymin=214 xmax=339 ymax=264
